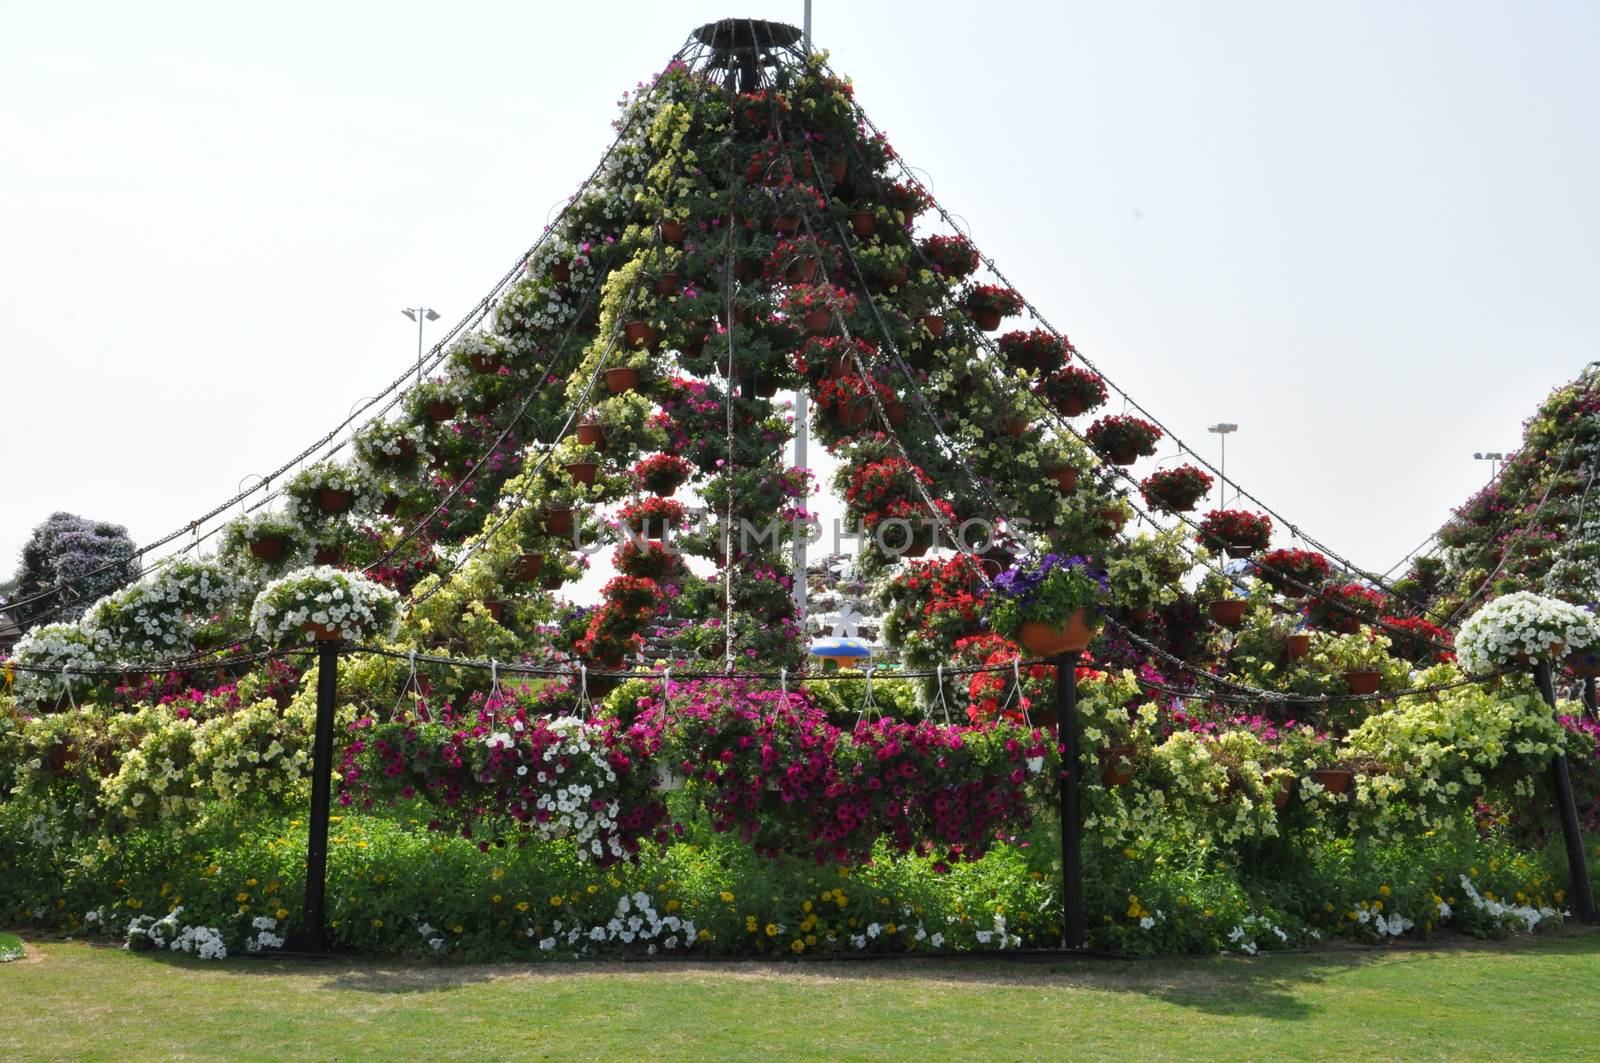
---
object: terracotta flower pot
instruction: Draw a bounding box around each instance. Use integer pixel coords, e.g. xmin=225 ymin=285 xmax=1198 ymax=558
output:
xmin=1048 ymin=466 xmax=1080 ymax=493
xmin=659 ymin=219 xmax=686 ymax=244
xmin=541 ymin=572 xmax=564 ymax=590
xmin=1003 ymin=419 xmax=1029 ymax=439
xmin=1053 ymin=393 xmax=1086 ymax=418
xmin=1272 ymin=775 xmax=1294 ymax=808
xmin=622 ymin=322 xmax=657 ymax=349
xmin=605 ymin=367 xmax=641 ymax=394
xmin=921 ymin=314 xmax=946 ymax=338
xmin=886 ymin=400 xmax=908 ymax=426
xmin=302 ymin=621 xmax=343 ymax=642
xmin=549 ymin=261 xmax=571 ymax=285
xmin=249 ymin=536 xmax=286 ymax=561
xmin=1224 ymin=544 xmax=1257 ymax=559
xmin=1109 ymin=446 xmax=1139 ymax=467
xmin=1310 ymin=768 xmax=1354 ymax=795
xmin=835 ymin=401 xmax=872 ymax=429
xmin=317 ymin=488 xmax=353 ymax=514
xmin=882 ymin=265 xmax=909 ymax=289
xmin=849 ymin=211 xmax=877 ymax=237
xmin=679 ymin=332 xmax=707 ymax=357
xmin=803 ymin=307 xmax=833 ymax=334
xmin=563 ymin=461 xmax=599 ymax=485
xmin=313 ymin=545 xmax=341 ymax=565
xmin=972 ymin=306 xmax=1003 ymax=332
xmin=576 ymin=422 xmax=605 ymax=448
xmin=826 ymin=156 xmax=847 ymax=184
xmin=544 ymin=508 xmax=575 ymax=537
xmin=1029 ymin=705 xmax=1059 ymax=730
xmin=754 ymin=376 xmax=781 ymax=399
xmin=1018 ymin=611 xmax=1093 ymax=655
xmin=1208 ymin=599 xmax=1249 ymax=628
xmin=1343 ymin=670 xmax=1383 ymax=695
xmin=1097 ymin=508 xmax=1127 ymax=537
xmin=380 ymin=495 xmax=401 ymax=517
xmin=773 ymin=214 xmax=799 ymax=234
xmin=470 ymin=353 xmax=499 ymax=375
xmin=1099 ymin=746 xmax=1137 ymax=786
xmin=897 ymin=535 xmax=931 ymax=559
xmin=1286 ymin=633 xmax=1312 ymax=660
xmin=652 ymin=272 xmax=682 ymax=296
xmin=424 ymin=400 xmax=454 ymax=423
xmin=514 ymin=553 xmax=543 ymax=581
xmin=483 ymin=600 xmax=506 ymax=623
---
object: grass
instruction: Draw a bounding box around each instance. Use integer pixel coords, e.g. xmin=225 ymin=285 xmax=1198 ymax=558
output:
xmin=0 ymin=933 xmax=21 ymax=962
xmin=3 ymin=930 xmax=1599 ymax=1062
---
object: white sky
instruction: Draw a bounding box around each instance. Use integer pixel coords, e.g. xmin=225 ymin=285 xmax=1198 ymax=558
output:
xmin=3 ymin=0 xmax=1595 ymax=591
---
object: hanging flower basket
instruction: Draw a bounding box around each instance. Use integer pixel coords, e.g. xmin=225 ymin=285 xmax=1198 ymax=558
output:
xmin=651 ymin=271 xmax=682 ymax=296
xmin=659 ymin=219 xmax=687 ymax=244
xmin=576 ymin=417 xmax=606 ymax=448
xmin=754 ymin=376 xmax=781 ymax=399
xmin=1310 ymin=768 xmax=1354 ymax=795
xmin=313 ymin=545 xmax=342 ymax=566
xmin=1099 ymin=746 xmax=1137 ymax=786
xmin=919 ymin=234 xmax=980 ymax=280
xmin=302 ymin=622 xmax=343 ymax=642
xmin=380 ymin=495 xmax=401 ymax=518
xmin=1002 ymin=418 xmax=1030 ymax=438
xmin=1272 ymin=775 xmax=1294 ymax=808
xmin=834 ymin=399 xmax=872 ymax=428
xmin=249 ymin=536 xmax=287 ymax=561
xmin=633 ymin=453 xmax=692 ymax=497
xmin=549 ymin=260 xmax=571 ymax=285
xmin=513 ymin=553 xmax=544 ymax=582
xmin=802 ymin=308 xmax=833 ymax=333
xmin=785 ymin=255 xmax=821 ymax=284
xmin=849 ymin=210 xmax=877 ymax=237
xmin=471 ymin=352 xmax=500 ymax=375
xmin=1039 ymin=366 xmax=1108 ymax=419
xmin=826 ymin=156 xmax=847 ymax=184
xmin=541 ymin=571 xmax=564 ymax=591
xmin=1256 ymin=548 xmax=1330 ymax=597
xmin=605 ymin=367 xmax=641 ymax=394
xmin=1096 ymin=507 xmax=1128 ymax=537
xmin=1208 ymin=599 xmax=1249 ymax=628
xmin=1303 ymin=581 xmax=1387 ymax=634
xmin=483 ymin=600 xmax=506 ymax=623
xmin=250 ymin=566 xmax=401 ymax=646
xmin=1195 ymin=509 xmax=1274 ymax=556
xmin=544 ymin=508 xmax=575 ymax=537
xmin=1286 ymin=633 xmax=1311 ymax=660
xmin=1086 ymin=415 xmax=1163 ymax=466
xmin=772 ymin=213 xmax=799 ymax=234
xmin=424 ymin=400 xmax=454 ymax=423
xmin=886 ymin=400 xmax=908 ymax=426
xmin=1456 ymin=592 xmax=1600 ymax=675
xmin=1047 ymin=466 xmax=1079 ymax=493
xmin=619 ymin=497 xmax=687 ymax=541
xmin=1140 ymin=465 xmax=1213 ymax=514
xmin=998 ymin=329 xmax=1072 ymax=375
xmin=1343 ymin=670 xmax=1382 ymax=695
xmin=563 ymin=461 xmax=599 ymax=486
xmin=921 ymin=314 xmax=946 ymax=338
xmin=965 ymin=284 xmax=1023 ymax=332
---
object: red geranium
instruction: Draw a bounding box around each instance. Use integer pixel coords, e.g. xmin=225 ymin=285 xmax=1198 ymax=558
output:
xmin=1378 ymin=614 xmax=1454 ymax=664
xmin=631 ymin=453 xmax=693 ymax=496
xmin=965 ymin=283 xmax=1024 ymax=316
xmin=1036 ymin=366 xmax=1108 ymax=417
xmin=919 ymin=234 xmax=980 ymax=279
xmin=1253 ymin=547 xmax=1330 ymax=595
xmin=1303 ymin=582 xmax=1388 ymax=634
xmin=1086 ymin=415 xmax=1163 ymax=462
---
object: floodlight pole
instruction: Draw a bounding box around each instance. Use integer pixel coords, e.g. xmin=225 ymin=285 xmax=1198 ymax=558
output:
xmin=803 ymin=0 xmax=812 ymax=52
xmin=1055 ymin=650 xmax=1084 ymax=949
xmin=1585 ymin=676 xmax=1598 ymax=724
xmin=1534 ymin=659 xmax=1599 ymax=924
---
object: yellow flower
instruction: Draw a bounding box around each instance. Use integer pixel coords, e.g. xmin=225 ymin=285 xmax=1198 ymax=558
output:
xmin=1123 ymin=848 xmax=1137 ymax=860
xmin=246 ymin=878 xmax=258 ymax=887
xmin=492 ymin=895 xmax=502 ymax=905
xmin=125 ymin=899 xmax=142 ymax=910
xmin=372 ymin=918 xmax=384 ymax=928
xmin=697 ymin=929 xmax=712 ymax=941
xmin=516 ymin=902 xmax=529 ymax=913
xmin=666 ymin=900 xmax=680 ymax=913
xmin=802 ymin=900 xmax=813 ymax=913
xmin=1378 ymin=885 xmax=1391 ymax=897
xmin=550 ymin=896 xmax=563 ymax=907
xmin=805 ymin=934 xmax=817 ymax=946
xmin=236 ymin=892 xmax=250 ymax=903
xmin=586 ymin=884 xmax=598 ymax=894
xmin=276 ymin=908 xmax=289 ymax=920
xmin=765 ymin=923 xmax=780 ymax=937
xmin=452 ymin=924 xmax=464 ymax=934
xmin=492 ymin=868 xmax=504 ymax=880
xmin=790 ymin=939 xmax=805 ymax=954
xmin=720 ymin=891 xmax=735 ymax=903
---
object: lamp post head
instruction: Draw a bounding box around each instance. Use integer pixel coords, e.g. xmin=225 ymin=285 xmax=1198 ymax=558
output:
xmin=1207 ymin=422 xmax=1238 ymax=435
xmin=424 ymin=308 xmax=440 ymax=321
xmin=401 ymin=309 xmax=417 ymax=322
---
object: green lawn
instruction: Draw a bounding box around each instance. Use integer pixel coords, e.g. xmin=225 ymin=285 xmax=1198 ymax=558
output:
xmin=3 ymin=930 xmax=1599 ymax=1062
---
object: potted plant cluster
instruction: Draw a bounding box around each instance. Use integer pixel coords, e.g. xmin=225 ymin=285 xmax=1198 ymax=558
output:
xmin=1303 ymin=581 xmax=1388 ymax=635
xmin=249 ymin=566 xmax=402 ymax=644
xmin=918 ymin=233 xmax=980 ymax=280
xmin=1085 ymin=415 xmax=1163 ymax=466
xmin=223 ymin=512 xmax=301 ymax=564
xmin=1455 ymin=591 xmax=1599 ymax=674
xmin=997 ymin=329 xmax=1072 ymax=375
xmin=617 ymin=496 xmax=688 ymax=540
xmin=782 ymin=283 xmax=857 ymax=335
xmin=1139 ymin=465 xmax=1213 ymax=514
xmin=987 ymin=553 xmax=1110 ymax=656
xmin=1198 ymin=569 xmax=1249 ymax=629
xmin=284 ymin=463 xmax=375 ymax=524
xmin=1195 ymin=509 xmax=1273 ymax=557
xmin=1254 ymin=547 xmax=1331 ymax=598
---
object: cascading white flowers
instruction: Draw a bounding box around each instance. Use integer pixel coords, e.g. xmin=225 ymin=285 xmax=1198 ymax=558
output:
xmin=1455 ymin=591 xmax=1599 ymax=674
xmin=249 ymin=566 xmax=402 ymax=644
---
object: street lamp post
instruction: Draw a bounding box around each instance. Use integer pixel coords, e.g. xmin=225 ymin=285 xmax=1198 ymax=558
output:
xmin=1207 ymin=422 xmax=1238 ymax=508
xmin=1473 ymin=451 xmax=1505 ymax=485
xmin=402 ymin=307 xmax=441 ymax=386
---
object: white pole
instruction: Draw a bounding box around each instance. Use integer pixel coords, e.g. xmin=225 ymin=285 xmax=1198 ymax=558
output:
xmin=416 ymin=310 xmax=426 ymax=387
xmin=793 ymin=390 xmax=809 ymax=625
xmin=803 ymin=0 xmax=812 ymax=52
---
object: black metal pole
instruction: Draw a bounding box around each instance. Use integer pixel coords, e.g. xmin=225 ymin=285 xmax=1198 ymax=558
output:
xmin=1534 ymin=660 xmax=1599 ymax=924
xmin=290 ymin=640 xmax=341 ymax=952
xmin=1055 ymin=650 xmax=1084 ymax=949
xmin=1584 ymin=675 xmax=1598 ymax=725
